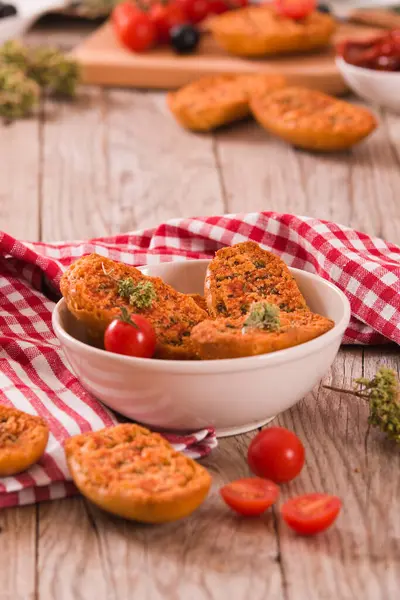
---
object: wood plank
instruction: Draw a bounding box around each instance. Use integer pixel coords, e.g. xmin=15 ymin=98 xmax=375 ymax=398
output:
xmin=105 ymin=89 xmax=225 ymax=231
xmin=40 ymin=86 xmax=225 ymax=240
xmin=0 ymin=117 xmax=40 ymax=240
xmin=37 ymin=498 xmax=115 ymax=600
xmin=274 ymin=348 xmax=400 ymax=600
xmin=40 ymin=87 xmax=111 ymax=242
xmin=0 ymin=506 xmax=37 ymax=600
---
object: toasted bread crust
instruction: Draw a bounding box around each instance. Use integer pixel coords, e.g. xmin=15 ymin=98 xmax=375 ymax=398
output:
xmin=209 ymin=6 xmax=336 ymax=57
xmin=60 ymin=254 xmax=208 ymax=360
xmin=251 ymin=86 xmax=377 ymax=151
xmin=205 ymin=242 xmax=307 ymax=319
xmin=191 ymin=310 xmax=334 ymax=359
xmin=167 ymin=73 xmax=286 ymax=132
xmin=65 ymin=424 xmax=212 ymax=523
xmin=0 ymin=405 xmax=49 ymax=476
xmin=188 ymin=294 xmax=209 ymax=313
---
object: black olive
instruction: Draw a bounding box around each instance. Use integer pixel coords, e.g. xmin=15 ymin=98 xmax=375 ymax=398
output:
xmin=317 ymin=3 xmax=331 ymax=13
xmin=170 ymin=24 xmax=200 ymax=55
xmin=0 ymin=3 xmax=18 ymax=18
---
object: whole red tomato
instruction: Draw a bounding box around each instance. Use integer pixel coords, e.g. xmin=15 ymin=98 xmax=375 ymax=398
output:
xmin=220 ymin=478 xmax=279 ymax=517
xmin=247 ymin=427 xmax=305 ymax=484
xmin=176 ymin=0 xmax=209 ymax=23
xmin=281 ymin=493 xmax=342 ymax=536
xmin=112 ymin=2 xmax=157 ymax=52
xmin=150 ymin=2 xmax=187 ymax=43
xmin=104 ymin=308 xmax=156 ymax=358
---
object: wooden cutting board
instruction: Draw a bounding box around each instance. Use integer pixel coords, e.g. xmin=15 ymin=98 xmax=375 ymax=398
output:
xmin=71 ymin=19 xmax=382 ymax=96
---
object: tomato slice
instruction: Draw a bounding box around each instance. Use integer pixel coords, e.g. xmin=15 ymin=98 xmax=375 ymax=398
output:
xmin=274 ymin=0 xmax=316 ymax=20
xmin=281 ymin=493 xmax=341 ymax=535
xmin=220 ymin=478 xmax=279 ymax=517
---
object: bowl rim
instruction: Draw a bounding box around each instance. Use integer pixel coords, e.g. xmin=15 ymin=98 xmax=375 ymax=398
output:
xmin=335 ymin=56 xmax=400 ymax=78
xmin=52 ymin=262 xmax=351 ymax=374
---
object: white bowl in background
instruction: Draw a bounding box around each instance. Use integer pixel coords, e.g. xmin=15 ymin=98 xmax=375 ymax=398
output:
xmin=52 ymin=260 xmax=351 ymax=438
xmin=0 ymin=1 xmax=66 ymax=44
xmin=336 ymin=56 xmax=400 ymax=114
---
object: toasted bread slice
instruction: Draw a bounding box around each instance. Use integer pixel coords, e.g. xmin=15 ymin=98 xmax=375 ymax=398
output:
xmin=191 ymin=307 xmax=334 ymax=360
xmin=0 ymin=405 xmax=49 ymax=476
xmin=60 ymin=254 xmax=208 ymax=360
xmin=205 ymin=241 xmax=307 ymax=319
xmin=65 ymin=423 xmax=211 ymax=523
xmin=188 ymin=294 xmax=209 ymax=313
xmin=250 ymin=86 xmax=377 ymax=152
xmin=167 ymin=73 xmax=286 ymax=132
xmin=209 ymin=6 xmax=336 ymax=58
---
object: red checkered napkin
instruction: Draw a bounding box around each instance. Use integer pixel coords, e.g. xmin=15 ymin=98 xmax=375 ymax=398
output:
xmin=0 ymin=212 xmax=399 ymax=509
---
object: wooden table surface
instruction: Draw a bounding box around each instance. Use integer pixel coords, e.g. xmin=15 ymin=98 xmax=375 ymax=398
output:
xmin=1 ymin=17 xmax=400 ymax=600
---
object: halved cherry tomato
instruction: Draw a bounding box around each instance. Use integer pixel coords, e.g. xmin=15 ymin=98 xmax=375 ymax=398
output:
xmin=104 ymin=309 xmax=156 ymax=358
xmin=220 ymin=477 xmax=279 ymax=516
xmin=176 ymin=0 xmax=209 ymax=24
xmin=248 ymin=427 xmax=305 ymax=484
xmin=150 ymin=2 xmax=187 ymax=43
xmin=281 ymin=493 xmax=341 ymax=535
xmin=112 ymin=2 xmax=157 ymax=53
xmin=274 ymin=0 xmax=316 ymax=20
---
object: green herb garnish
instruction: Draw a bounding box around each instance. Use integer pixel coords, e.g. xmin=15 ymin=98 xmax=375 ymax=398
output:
xmin=117 ymin=278 xmax=156 ymax=309
xmin=254 ymin=260 xmax=266 ymax=268
xmin=217 ymin=302 xmax=227 ymax=314
xmin=243 ymin=302 xmax=280 ymax=332
xmin=324 ymin=367 xmax=400 ymax=444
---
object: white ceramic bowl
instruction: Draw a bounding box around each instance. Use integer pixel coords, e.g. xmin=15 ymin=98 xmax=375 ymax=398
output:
xmin=0 ymin=1 xmax=66 ymax=44
xmin=52 ymin=260 xmax=351 ymax=437
xmin=336 ymin=56 xmax=400 ymax=114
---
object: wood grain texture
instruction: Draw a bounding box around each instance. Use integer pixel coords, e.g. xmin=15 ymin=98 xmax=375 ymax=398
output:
xmin=0 ymin=506 xmax=37 ymax=600
xmin=0 ymin=117 xmax=40 ymax=240
xmin=0 ymin=15 xmax=398 ymax=600
xmin=105 ymin=89 xmax=225 ymax=231
xmin=37 ymin=498 xmax=115 ymax=600
xmin=274 ymin=349 xmax=400 ymax=600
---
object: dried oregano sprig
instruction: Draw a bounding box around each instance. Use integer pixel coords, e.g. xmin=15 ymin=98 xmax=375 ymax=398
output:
xmin=28 ymin=46 xmax=80 ymax=97
xmin=0 ymin=41 xmax=80 ymax=119
xmin=0 ymin=65 xmax=39 ymax=119
xmin=324 ymin=367 xmax=400 ymax=444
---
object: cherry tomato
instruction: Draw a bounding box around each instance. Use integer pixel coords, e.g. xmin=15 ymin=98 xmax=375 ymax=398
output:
xmin=104 ymin=310 xmax=156 ymax=358
xmin=274 ymin=0 xmax=316 ymax=20
xmin=176 ymin=0 xmax=209 ymax=23
xmin=229 ymin=0 xmax=249 ymax=7
xmin=150 ymin=2 xmax=187 ymax=43
xmin=112 ymin=2 xmax=156 ymax=53
xmin=247 ymin=427 xmax=305 ymax=484
xmin=207 ymin=0 xmax=229 ymax=15
xmin=220 ymin=478 xmax=279 ymax=517
xmin=281 ymin=493 xmax=341 ymax=536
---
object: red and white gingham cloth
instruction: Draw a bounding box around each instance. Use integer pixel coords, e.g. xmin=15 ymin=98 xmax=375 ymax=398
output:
xmin=0 ymin=212 xmax=399 ymax=509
